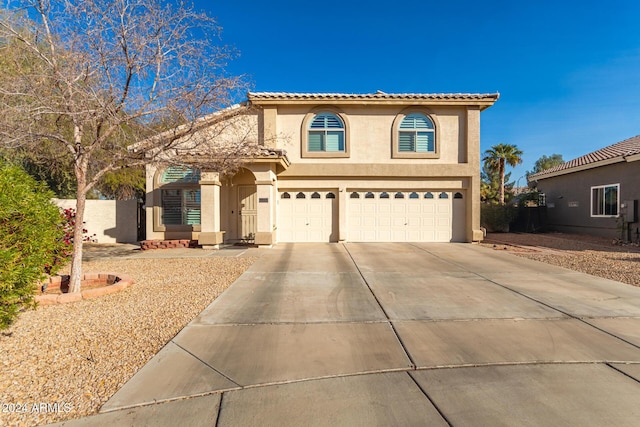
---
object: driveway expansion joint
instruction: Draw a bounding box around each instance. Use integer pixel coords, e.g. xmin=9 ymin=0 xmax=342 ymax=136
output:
xmin=342 ymin=243 xmax=418 ymax=369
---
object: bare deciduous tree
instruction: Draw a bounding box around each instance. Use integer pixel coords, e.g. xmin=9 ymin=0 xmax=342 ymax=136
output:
xmin=0 ymin=0 xmax=254 ymax=293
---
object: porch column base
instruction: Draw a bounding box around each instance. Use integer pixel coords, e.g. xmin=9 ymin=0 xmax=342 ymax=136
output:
xmin=255 ymin=231 xmax=274 ymax=246
xmin=199 ymin=231 xmax=225 ymax=250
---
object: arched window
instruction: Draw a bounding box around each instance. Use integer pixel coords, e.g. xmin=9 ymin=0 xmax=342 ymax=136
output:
xmin=311 ymin=192 xmax=321 ymax=199
xmin=326 ymin=192 xmax=336 ymax=199
xmin=399 ymin=113 xmax=435 ymax=153
xmin=365 ymin=192 xmax=375 ymax=199
xmin=409 ymin=192 xmax=419 ymax=199
xmin=296 ymin=192 xmax=306 ymax=199
xmin=350 ymin=192 xmax=360 ymax=199
xmin=281 ymin=192 xmax=291 ymax=199
xmin=392 ymin=112 xmax=438 ymax=158
xmin=425 ymin=192 xmax=434 ymax=199
xmin=439 ymin=192 xmax=449 ymax=199
xmin=308 ymin=112 xmax=345 ymax=152
xmin=380 ymin=192 xmax=389 ymax=199
xmin=454 ymin=192 xmax=463 ymax=199
xmin=394 ymin=192 xmax=404 ymax=199
xmin=159 ymin=167 xmax=201 ymax=226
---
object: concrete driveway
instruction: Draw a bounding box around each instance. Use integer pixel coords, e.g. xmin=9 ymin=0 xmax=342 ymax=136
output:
xmin=56 ymin=243 xmax=640 ymax=426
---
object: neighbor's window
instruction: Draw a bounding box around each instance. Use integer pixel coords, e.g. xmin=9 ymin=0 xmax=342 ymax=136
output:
xmin=591 ymin=184 xmax=619 ymax=217
xmin=160 ymin=167 xmax=201 ymax=226
xmin=399 ymin=113 xmax=435 ymax=153
xmin=308 ymin=112 xmax=345 ymax=152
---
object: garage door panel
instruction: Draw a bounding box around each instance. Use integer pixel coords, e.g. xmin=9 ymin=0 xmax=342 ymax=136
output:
xmin=362 ymin=217 xmax=376 ymax=227
xmin=378 ymin=216 xmax=392 ymax=227
xmin=392 ymin=217 xmax=406 ymax=226
xmin=407 ymin=204 xmax=421 ymax=214
xmin=392 ymin=204 xmax=406 ymax=215
xmin=423 ymin=204 xmax=436 ymax=214
xmin=407 ymin=217 xmax=421 ymax=226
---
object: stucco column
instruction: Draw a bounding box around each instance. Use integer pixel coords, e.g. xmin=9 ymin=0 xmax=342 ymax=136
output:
xmin=466 ymin=107 xmax=484 ymax=242
xmin=252 ymin=166 xmax=277 ymax=247
xmin=145 ymin=164 xmax=158 ymax=240
xmin=338 ymin=186 xmax=347 ymax=241
xmin=198 ymin=171 xmax=223 ymax=249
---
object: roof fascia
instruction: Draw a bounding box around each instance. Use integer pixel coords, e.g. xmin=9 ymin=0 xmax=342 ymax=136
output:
xmin=248 ymin=95 xmax=499 ymax=111
xmin=625 ymin=153 xmax=640 ymax=163
xmin=532 ymin=157 xmax=624 ymax=181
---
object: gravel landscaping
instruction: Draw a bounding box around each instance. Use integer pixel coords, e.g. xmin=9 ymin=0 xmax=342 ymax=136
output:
xmin=481 ymin=232 xmax=640 ymax=287
xmin=0 ymin=254 xmax=256 ymax=427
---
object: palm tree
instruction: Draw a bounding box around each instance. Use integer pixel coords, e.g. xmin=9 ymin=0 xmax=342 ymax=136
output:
xmin=483 ymin=143 xmax=523 ymax=205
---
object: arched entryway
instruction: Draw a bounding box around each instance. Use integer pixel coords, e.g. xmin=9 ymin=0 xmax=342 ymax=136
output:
xmin=225 ymin=168 xmax=257 ymax=242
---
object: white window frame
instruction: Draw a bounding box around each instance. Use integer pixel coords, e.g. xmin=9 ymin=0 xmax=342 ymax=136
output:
xmin=590 ymin=183 xmax=620 ymax=217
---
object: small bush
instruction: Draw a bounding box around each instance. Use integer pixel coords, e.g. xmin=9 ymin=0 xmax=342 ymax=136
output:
xmin=481 ymin=203 xmax=518 ymax=233
xmin=0 ymin=165 xmax=70 ymax=329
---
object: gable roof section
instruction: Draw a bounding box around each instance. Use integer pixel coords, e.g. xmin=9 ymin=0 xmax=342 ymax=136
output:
xmin=129 ymin=103 xmax=249 ymax=153
xmin=248 ymin=92 xmax=499 ymax=110
xmin=530 ymin=135 xmax=640 ymax=181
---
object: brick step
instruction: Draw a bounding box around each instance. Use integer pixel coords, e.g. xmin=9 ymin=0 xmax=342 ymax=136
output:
xmin=139 ymin=239 xmax=198 ymax=250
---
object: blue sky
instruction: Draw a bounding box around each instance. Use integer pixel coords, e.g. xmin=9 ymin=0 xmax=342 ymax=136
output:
xmin=199 ymin=0 xmax=640 ymax=183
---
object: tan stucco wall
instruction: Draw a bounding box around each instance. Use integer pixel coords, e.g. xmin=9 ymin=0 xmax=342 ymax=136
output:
xmin=273 ymin=105 xmax=467 ymax=165
xmin=54 ymin=199 xmax=138 ymax=243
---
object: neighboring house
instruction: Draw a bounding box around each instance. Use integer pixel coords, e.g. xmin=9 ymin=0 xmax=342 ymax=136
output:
xmin=528 ymin=135 xmax=640 ymax=239
xmin=144 ymin=92 xmax=499 ymax=247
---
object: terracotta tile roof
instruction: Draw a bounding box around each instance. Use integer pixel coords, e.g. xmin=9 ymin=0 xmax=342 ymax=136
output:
xmin=248 ymin=91 xmax=500 ymax=101
xmin=530 ymin=135 xmax=640 ymax=180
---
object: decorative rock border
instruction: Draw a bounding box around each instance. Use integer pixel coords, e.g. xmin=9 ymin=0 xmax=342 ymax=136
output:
xmin=140 ymin=239 xmax=198 ymax=250
xmin=36 ymin=273 xmax=134 ymax=305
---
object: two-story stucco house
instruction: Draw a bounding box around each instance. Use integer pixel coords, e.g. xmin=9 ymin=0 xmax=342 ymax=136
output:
xmin=144 ymin=92 xmax=499 ymax=247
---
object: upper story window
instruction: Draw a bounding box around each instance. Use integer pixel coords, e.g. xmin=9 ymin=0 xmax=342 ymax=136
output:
xmin=399 ymin=113 xmax=434 ymax=152
xmin=301 ymin=109 xmax=350 ymax=158
xmin=309 ymin=113 xmax=345 ymax=152
xmin=392 ymin=111 xmax=439 ymax=159
xmin=591 ymin=184 xmax=619 ymax=217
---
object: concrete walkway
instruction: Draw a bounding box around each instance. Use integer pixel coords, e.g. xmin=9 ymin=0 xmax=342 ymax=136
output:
xmin=53 ymin=243 xmax=640 ymax=426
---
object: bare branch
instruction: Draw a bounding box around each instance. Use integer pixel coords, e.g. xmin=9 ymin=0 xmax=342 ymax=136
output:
xmin=0 ymin=0 xmax=249 ymax=293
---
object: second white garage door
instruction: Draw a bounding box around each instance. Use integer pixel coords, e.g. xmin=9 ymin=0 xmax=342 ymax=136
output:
xmin=347 ymin=191 xmax=465 ymax=242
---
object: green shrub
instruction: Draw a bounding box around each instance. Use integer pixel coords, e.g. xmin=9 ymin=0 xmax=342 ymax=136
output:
xmin=481 ymin=203 xmax=518 ymax=233
xmin=0 ymin=165 xmax=69 ymax=329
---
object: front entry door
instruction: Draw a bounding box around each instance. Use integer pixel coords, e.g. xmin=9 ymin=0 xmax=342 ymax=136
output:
xmin=238 ymin=185 xmax=257 ymax=241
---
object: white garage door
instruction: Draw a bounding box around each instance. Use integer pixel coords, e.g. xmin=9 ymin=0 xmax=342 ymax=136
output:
xmin=278 ymin=191 xmax=338 ymax=242
xmin=347 ymin=191 xmax=465 ymax=242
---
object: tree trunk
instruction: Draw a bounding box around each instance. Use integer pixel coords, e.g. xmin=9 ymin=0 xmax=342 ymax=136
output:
xmin=68 ymin=119 xmax=88 ymax=294
xmin=499 ymin=159 xmax=505 ymax=205
xmin=69 ymin=158 xmax=88 ymax=294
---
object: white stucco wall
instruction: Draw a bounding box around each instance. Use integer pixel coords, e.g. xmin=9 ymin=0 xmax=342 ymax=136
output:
xmin=53 ymin=199 xmax=139 ymax=243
